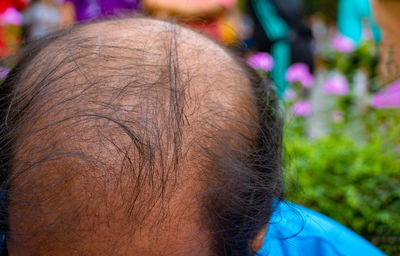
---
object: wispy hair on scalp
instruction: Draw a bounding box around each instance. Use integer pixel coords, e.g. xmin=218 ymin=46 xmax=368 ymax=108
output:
xmin=0 ymin=18 xmax=283 ymax=256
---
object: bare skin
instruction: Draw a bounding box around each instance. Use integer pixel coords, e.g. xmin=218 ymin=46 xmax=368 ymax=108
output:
xmin=7 ymin=18 xmax=267 ymax=255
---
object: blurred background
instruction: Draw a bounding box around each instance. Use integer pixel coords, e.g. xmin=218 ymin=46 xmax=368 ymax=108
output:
xmin=0 ymin=0 xmax=399 ymax=254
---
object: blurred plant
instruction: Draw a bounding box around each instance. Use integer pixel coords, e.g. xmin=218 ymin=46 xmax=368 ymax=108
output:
xmin=270 ymin=12 xmax=400 ymax=254
xmin=282 ymin=33 xmax=400 ymax=254
xmin=317 ymin=32 xmax=379 ymax=82
xmin=0 ymin=7 xmax=23 ymax=26
xmin=284 ymin=89 xmax=297 ymax=102
xmin=247 ymin=52 xmax=274 ymax=74
xmin=323 ymin=73 xmax=349 ymax=95
xmin=285 ymin=29 xmax=389 ymax=139
xmin=291 ymin=100 xmax=312 ymax=116
xmin=284 ymin=119 xmax=400 ymax=255
xmin=249 ymin=28 xmax=400 ymax=254
xmin=283 ymin=63 xmax=315 ymax=135
xmin=0 ymin=66 xmax=10 ymax=80
xmin=371 ymin=80 xmax=400 ymax=109
xmin=331 ymin=34 xmax=355 ymax=53
xmin=285 ymin=63 xmax=314 ymax=88
xmin=247 ymin=51 xmax=276 ymax=94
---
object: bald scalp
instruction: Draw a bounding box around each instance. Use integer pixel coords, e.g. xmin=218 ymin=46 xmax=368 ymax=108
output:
xmin=0 ymin=18 xmax=282 ymax=256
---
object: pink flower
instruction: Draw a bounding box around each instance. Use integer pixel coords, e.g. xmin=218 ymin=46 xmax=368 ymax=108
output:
xmin=247 ymin=52 xmax=274 ymax=72
xmin=332 ymin=34 xmax=355 ymax=53
xmin=372 ymin=93 xmax=400 ymax=108
xmin=1 ymin=7 xmax=23 ymax=26
xmin=0 ymin=67 xmax=10 ymax=79
xmin=291 ymin=101 xmax=312 ymax=116
xmin=384 ymin=80 xmax=400 ymax=94
xmin=371 ymin=80 xmax=400 ymax=109
xmin=285 ymin=63 xmax=314 ymax=88
xmin=323 ymin=74 xmax=349 ymax=95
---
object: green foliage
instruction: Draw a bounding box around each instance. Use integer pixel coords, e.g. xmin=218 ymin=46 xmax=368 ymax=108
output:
xmin=322 ymin=41 xmax=379 ymax=80
xmin=284 ymin=122 xmax=400 ymax=254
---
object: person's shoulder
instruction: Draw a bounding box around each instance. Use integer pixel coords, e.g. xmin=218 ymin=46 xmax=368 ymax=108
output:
xmin=255 ymin=201 xmax=387 ymax=256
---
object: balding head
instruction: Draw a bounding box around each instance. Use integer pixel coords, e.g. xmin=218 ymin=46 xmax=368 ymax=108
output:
xmin=0 ymin=18 xmax=282 ymax=256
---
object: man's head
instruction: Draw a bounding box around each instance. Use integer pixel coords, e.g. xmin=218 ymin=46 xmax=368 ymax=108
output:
xmin=0 ymin=18 xmax=282 ymax=255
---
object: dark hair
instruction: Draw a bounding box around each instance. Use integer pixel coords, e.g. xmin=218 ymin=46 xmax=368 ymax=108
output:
xmin=0 ymin=18 xmax=283 ymax=256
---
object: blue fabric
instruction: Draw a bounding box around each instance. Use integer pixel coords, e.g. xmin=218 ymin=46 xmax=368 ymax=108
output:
xmin=337 ymin=0 xmax=381 ymax=44
xmin=255 ymin=201 xmax=386 ymax=256
xmin=252 ymin=0 xmax=290 ymax=96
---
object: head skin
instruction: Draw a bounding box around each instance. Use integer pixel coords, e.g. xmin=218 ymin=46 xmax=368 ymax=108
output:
xmin=0 ymin=17 xmax=283 ymax=256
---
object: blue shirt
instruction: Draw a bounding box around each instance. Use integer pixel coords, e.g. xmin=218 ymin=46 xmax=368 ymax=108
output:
xmin=256 ymin=201 xmax=386 ymax=256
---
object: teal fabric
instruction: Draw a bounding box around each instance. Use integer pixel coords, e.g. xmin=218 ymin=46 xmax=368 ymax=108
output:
xmin=338 ymin=0 xmax=381 ymax=44
xmin=251 ymin=0 xmax=289 ymax=41
xmin=271 ymin=41 xmax=291 ymax=95
xmin=255 ymin=201 xmax=387 ymax=256
xmin=252 ymin=0 xmax=290 ymax=96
